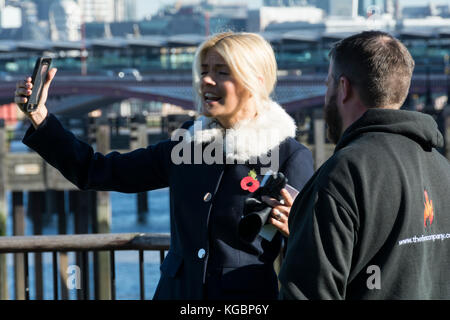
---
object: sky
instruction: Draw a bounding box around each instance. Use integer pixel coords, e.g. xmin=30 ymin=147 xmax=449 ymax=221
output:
xmin=135 ymin=0 xmax=450 ymax=20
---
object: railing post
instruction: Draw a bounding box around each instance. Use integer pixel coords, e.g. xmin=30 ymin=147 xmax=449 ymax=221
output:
xmin=28 ymin=191 xmax=45 ymax=299
xmin=12 ymin=191 xmax=25 ymax=300
xmin=0 ymin=119 xmax=8 ymax=300
xmin=90 ymin=190 xmax=100 ymax=298
xmin=139 ymin=249 xmax=145 ymax=300
xmin=70 ymin=190 xmax=90 ymax=300
xmin=74 ymin=190 xmax=90 ymax=300
xmin=95 ymin=118 xmax=111 ymax=299
xmin=56 ymin=191 xmax=68 ymax=300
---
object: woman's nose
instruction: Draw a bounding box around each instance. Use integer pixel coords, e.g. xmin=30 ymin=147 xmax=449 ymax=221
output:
xmin=202 ymin=75 xmax=216 ymax=86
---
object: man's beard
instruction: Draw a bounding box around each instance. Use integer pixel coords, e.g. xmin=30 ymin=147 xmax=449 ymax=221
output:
xmin=324 ymin=91 xmax=343 ymax=145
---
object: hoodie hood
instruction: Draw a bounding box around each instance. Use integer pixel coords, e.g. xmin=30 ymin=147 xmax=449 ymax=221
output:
xmin=335 ymin=109 xmax=444 ymax=153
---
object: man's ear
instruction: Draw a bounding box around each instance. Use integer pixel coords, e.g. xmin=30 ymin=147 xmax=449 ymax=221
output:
xmin=339 ymin=76 xmax=352 ymax=104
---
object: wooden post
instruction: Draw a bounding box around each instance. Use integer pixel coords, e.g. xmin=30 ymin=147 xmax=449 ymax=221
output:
xmin=74 ymin=191 xmax=90 ymax=235
xmin=313 ymin=109 xmax=326 ymax=170
xmin=95 ymin=119 xmax=111 ymax=299
xmin=88 ymin=191 xmax=100 ymax=300
xmin=85 ymin=114 xmax=102 ymax=302
xmin=87 ymin=116 xmax=96 ymax=145
xmin=137 ymin=192 xmax=148 ymax=223
xmin=56 ymin=191 xmax=67 ymax=236
xmin=45 ymin=190 xmax=57 ymax=215
xmin=0 ymin=119 xmax=8 ymax=300
xmin=137 ymin=119 xmax=149 ymax=218
xmin=55 ymin=191 xmax=69 ymax=300
xmin=73 ymin=190 xmax=90 ymax=300
xmin=109 ymin=114 xmax=119 ymax=136
xmin=12 ymin=191 xmax=25 ymax=300
xmin=28 ymin=191 xmax=45 ymax=300
xmin=89 ymin=190 xmax=101 ymax=299
xmin=68 ymin=190 xmax=77 ymax=216
xmin=131 ymin=115 xmax=149 ymax=221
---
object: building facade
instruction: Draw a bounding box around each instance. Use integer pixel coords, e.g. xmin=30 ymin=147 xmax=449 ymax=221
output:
xmin=77 ymin=0 xmax=126 ymax=22
xmin=49 ymin=0 xmax=82 ymax=41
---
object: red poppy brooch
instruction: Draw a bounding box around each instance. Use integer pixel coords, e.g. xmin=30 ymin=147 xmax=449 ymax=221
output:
xmin=240 ymin=169 xmax=260 ymax=193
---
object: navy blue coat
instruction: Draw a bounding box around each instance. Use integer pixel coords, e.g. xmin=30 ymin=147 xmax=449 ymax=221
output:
xmin=23 ymin=112 xmax=314 ymax=300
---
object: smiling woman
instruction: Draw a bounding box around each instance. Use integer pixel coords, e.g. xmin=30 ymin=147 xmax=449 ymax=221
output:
xmin=193 ymin=32 xmax=277 ymax=129
xmin=15 ymin=31 xmax=314 ymax=300
xmin=199 ymin=49 xmax=255 ymax=129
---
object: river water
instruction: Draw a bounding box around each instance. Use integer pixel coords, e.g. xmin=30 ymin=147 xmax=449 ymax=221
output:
xmin=4 ymin=188 xmax=171 ymax=300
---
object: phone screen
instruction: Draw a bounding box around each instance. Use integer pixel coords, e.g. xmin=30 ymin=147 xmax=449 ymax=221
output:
xmin=35 ymin=62 xmax=49 ymax=100
xmin=26 ymin=57 xmax=51 ymax=112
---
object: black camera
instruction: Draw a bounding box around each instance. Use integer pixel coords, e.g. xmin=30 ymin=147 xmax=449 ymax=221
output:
xmin=238 ymin=172 xmax=287 ymax=243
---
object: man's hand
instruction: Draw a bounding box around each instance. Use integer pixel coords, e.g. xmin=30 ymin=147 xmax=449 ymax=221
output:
xmin=14 ymin=68 xmax=57 ymax=129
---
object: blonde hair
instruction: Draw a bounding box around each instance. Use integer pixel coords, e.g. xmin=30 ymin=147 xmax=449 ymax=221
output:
xmin=193 ymin=32 xmax=278 ymax=113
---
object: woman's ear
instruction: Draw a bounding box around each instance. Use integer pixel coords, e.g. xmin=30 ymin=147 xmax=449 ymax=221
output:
xmin=258 ymin=76 xmax=264 ymax=86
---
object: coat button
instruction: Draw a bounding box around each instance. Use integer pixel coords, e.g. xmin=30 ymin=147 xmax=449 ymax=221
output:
xmin=198 ymin=248 xmax=206 ymax=259
xmin=203 ymin=192 xmax=212 ymax=202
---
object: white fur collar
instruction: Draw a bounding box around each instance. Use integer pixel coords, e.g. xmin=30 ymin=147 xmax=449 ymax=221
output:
xmin=186 ymin=101 xmax=296 ymax=163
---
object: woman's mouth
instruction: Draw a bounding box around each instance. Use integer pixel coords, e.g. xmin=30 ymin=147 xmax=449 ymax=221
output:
xmin=204 ymin=92 xmax=222 ymax=105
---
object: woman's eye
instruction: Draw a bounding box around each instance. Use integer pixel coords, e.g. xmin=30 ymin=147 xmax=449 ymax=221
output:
xmin=219 ymin=72 xmax=229 ymax=75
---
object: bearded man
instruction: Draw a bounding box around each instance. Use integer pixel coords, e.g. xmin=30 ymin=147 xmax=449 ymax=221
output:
xmin=279 ymin=31 xmax=450 ymax=299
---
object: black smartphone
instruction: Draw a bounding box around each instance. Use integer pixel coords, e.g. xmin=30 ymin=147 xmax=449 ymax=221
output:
xmin=25 ymin=57 xmax=52 ymax=113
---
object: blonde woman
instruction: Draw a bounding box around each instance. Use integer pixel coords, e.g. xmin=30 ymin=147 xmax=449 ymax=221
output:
xmin=15 ymin=32 xmax=314 ymax=300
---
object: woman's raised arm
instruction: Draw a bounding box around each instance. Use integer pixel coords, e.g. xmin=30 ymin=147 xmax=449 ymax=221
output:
xmin=16 ymin=68 xmax=172 ymax=193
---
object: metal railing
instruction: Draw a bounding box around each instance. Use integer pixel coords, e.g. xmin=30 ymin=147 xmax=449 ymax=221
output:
xmin=0 ymin=233 xmax=170 ymax=300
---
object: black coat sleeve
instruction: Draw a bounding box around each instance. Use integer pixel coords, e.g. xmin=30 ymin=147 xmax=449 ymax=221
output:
xmin=22 ymin=114 xmax=172 ymax=193
xmin=281 ymin=145 xmax=314 ymax=193
xmin=279 ymin=188 xmax=356 ymax=299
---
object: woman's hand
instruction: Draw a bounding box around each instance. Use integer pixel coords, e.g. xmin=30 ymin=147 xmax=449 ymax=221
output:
xmin=14 ymin=68 xmax=57 ymax=129
xmin=261 ymin=188 xmax=294 ymax=237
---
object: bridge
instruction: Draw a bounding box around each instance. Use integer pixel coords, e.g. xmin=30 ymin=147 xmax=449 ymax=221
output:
xmin=0 ymin=73 xmax=448 ymax=116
